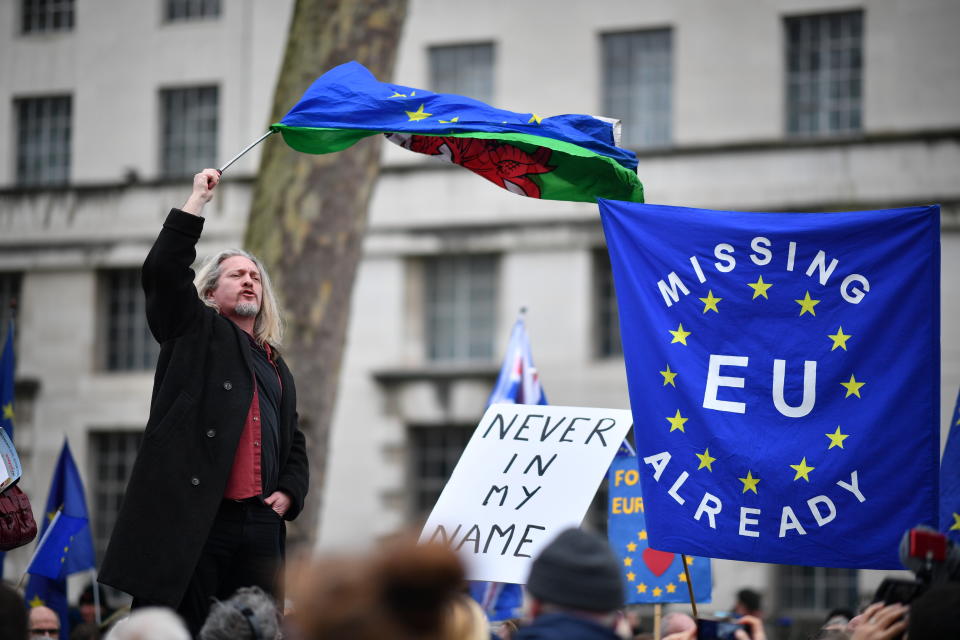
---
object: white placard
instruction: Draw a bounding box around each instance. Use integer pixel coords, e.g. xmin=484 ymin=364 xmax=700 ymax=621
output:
xmin=0 ymin=426 xmax=22 ymax=492
xmin=418 ymin=403 xmax=632 ymax=584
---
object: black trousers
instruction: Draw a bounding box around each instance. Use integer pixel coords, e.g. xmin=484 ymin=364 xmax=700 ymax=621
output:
xmin=135 ymin=498 xmax=284 ymax=637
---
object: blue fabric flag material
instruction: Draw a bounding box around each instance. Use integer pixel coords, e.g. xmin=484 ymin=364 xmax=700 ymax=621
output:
xmin=599 ymin=201 xmax=940 ymax=569
xmin=273 ymin=61 xmax=644 ymax=204
xmin=0 ymin=319 xmax=13 ymax=577
xmin=469 ymin=315 xmax=547 ymax=621
xmin=940 ymin=388 xmax=960 ymax=543
xmin=25 ymin=439 xmax=96 ymax=635
xmin=608 ymin=449 xmax=712 ymax=603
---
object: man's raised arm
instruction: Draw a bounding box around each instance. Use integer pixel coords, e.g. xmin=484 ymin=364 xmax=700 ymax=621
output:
xmin=180 ymin=168 xmax=220 ymax=217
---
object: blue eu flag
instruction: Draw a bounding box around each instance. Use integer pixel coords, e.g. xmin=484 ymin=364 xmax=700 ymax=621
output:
xmin=469 ymin=314 xmax=546 ymax=620
xmin=0 ymin=319 xmax=14 ymax=577
xmin=599 ymin=201 xmax=939 ymax=569
xmin=25 ymin=439 xmax=96 ymax=634
xmin=940 ymin=388 xmax=960 ymax=543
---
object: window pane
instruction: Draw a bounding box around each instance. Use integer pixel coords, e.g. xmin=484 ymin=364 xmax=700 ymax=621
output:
xmin=409 ymin=425 xmax=473 ymax=516
xmin=429 ymin=43 xmax=495 ymax=103
xmin=594 ymin=249 xmax=621 ymax=357
xmin=785 ymin=11 xmax=863 ymax=136
xmin=15 ymin=96 xmax=72 ymax=186
xmin=424 ymin=255 xmax=497 ymax=362
xmin=0 ymin=273 xmax=22 ymax=346
xmin=160 ymin=86 xmax=218 ymax=178
xmin=89 ymin=431 xmax=143 ymax=561
xmin=778 ymin=565 xmax=859 ymax=612
xmin=602 ymin=29 xmax=673 ymax=148
xmin=101 ymin=269 xmax=160 ymax=371
xmin=165 ymin=0 xmax=221 ymax=21
xmin=21 ymin=0 xmax=75 ymax=33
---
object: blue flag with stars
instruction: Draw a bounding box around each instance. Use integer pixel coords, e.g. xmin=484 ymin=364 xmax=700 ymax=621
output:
xmin=0 ymin=318 xmax=14 ymax=439
xmin=468 ymin=314 xmax=547 ymax=621
xmin=599 ymin=201 xmax=939 ymax=569
xmin=25 ymin=439 xmax=96 ymax=635
xmin=940 ymin=388 xmax=960 ymax=543
xmin=608 ymin=443 xmax=712 ymax=604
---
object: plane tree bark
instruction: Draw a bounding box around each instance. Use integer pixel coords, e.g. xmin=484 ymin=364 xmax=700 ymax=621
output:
xmin=244 ymin=0 xmax=408 ymax=546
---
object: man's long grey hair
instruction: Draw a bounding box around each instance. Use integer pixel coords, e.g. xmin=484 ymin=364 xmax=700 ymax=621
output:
xmin=198 ymin=586 xmax=280 ymax=640
xmin=193 ymin=249 xmax=284 ymax=348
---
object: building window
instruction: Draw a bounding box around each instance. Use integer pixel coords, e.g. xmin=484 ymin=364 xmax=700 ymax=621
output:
xmin=429 ymin=43 xmax=495 ymax=103
xmin=160 ymin=86 xmax=218 ymax=178
xmin=0 ymin=273 xmax=22 ymax=346
xmin=595 ymin=249 xmax=621 ymax=357
xmin=15 ymin=96 xmax=71 ymax=186
xmin=778 ymin=565 xmax=859 ymax=613
xmin=602 ymin=29 xmax=672 ymax=148
xmin=424 ymin=255 xmax=497 ymax=362
xmin=100 ymin=269 xmax=160 ymax=371
xmin=785 ymin=11 xmax=864 ymax=136
xmin=165 ymin=0 xmax=220 ymax=21
xmin=89 ymin=431 xmax=142 ymax=561
xmin=409 ymin=425 xmax=473 ymax=516
xmin=21 ymin=0 xmax=74 ymax=33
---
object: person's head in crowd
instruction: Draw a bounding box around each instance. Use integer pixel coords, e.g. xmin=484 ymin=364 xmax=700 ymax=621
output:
xmin=28 ymin=606 xmax=60 ymax=639
xmin=288 ymin=536 xmax=474 ymax=640
xmin=909 ymin=582 xmax=960 ymax=639
xmin=0 ymin=582 xmax=28 ymax=640
xmin=104 ymin=607 xmax=189 ymax=640
xmin=733 ymin=589 xmax=761 ymax=617
xmin=662 ymin=612 xmax=696 ymax=635
xmin=198 ymin=586 xmax=280 ymax=640
xmin=68 ymin=622 xmax=100 ymax=640
xmin=491 ymin=619 xmax=519 ymax=640
xmin=77 ymin=584 xmax=107 ymax=625
xmin=441 ymin=594 xmax=489 ymax=640
xmin=524 ymin=527 xmax=625 ymax=628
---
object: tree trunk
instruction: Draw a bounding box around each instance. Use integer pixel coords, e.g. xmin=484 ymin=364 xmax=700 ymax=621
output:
xmin=244 ymin=0 xmax=408 ymax=547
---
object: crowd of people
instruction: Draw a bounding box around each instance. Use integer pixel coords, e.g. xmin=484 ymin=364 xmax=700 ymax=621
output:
xmin=2 ymin=526 xmax=958 ymax=640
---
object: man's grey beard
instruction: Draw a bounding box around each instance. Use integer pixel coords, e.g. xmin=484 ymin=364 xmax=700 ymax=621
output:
xmin=235 ymin=302 xmax=260 ymax=317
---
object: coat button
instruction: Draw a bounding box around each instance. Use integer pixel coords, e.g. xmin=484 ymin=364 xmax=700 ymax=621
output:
xmin=191 ymin=476 xmax=200 ymax=486
xmin=254 ymin=441 xmax=260 ymax=448
xmin=206 ymin=429 xmax=216 ymax=438
xmin=223 ymin=381 xmax=233 ymax=390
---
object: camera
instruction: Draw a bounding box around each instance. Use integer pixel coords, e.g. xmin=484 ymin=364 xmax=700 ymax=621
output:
xmin=696 ymin=618 xmax=750 ymax=640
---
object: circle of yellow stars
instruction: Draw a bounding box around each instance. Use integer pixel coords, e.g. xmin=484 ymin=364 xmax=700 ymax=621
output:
xmin=620 ymin=531 xmax=696 ymax=599
xmin=657 ymin=271 xmax=868 ymax=495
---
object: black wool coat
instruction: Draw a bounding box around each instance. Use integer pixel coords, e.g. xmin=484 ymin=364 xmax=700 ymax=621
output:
xmin=99 ymin=209 xmax=309 ymax=606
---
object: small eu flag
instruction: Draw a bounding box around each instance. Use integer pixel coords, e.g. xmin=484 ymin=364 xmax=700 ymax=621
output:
xmin=940 ymin=388 xmax=960 ymax=543
xmin=599 ymin=201 xmax=939 ymax=569
xmin=608 ymin=445 xmax=712 ymax=604
xmin=469 ymin=314 xmax=546 ymax=621
xmin=273 ymin=61 xmax=643 ymax=204
xmin=25 ymin=439 xmax=96 ymax=636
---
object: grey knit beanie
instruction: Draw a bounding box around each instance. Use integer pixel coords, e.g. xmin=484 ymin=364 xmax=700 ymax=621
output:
xmin=526 ymin=527 xmax=625 ymax=612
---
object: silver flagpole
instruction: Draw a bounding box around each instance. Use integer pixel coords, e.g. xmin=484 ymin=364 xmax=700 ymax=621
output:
xmin=218 ymin=130 xmax=276 ymax=174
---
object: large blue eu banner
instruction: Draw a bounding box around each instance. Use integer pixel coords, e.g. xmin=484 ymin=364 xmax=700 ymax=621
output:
xmin=598 ymin=201 xmax=940 ymax=569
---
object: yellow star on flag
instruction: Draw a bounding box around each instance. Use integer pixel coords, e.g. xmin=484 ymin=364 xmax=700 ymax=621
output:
xmin=626 ymin=542 xmax=638 ymax=552
xmin=826 ymin=426 xmax=849 ymax=449
xmin=795 ymin=291 xmax=820 ymax=316
xmin=699 ymin=290 xmax=722 ymax=313
xmin=696 ymin=448 xmax=716 ymax=471
xmin=439 ymin=116 xmax=459 ymax=123
xmin=637 ymin=583 xmax=648 ymax=594
xmin=626 ymin=571 xmax=636 ymax=582
xmin=29 ymin=595 xmax=44 ymax=607
xmin=669 ymin=323 xmax=691 ymax=345
xmin=405 ymin=104 xmax=432 ymax=121
xmin=790 ymin=457 xmax=815 ymax=482
xmin=841 ymin=374 xmax=865 ymax=398
xmin=388 ymin=91 xmax=407 ymax=98
xmin=685 ymin=556 xmax=694 ymax=565
xmin=660 ymin=364 xmax=678 ymax=387
xmin=666 ymin=583 xmax=677 ymax=594
xmin=739 ymin=470 xmax=760 ymax=494
xmin=2 ymin=403 xmax=12 ymax=420
xmin=666 ymin=410 xmax=688 ymax=433
xmin=638 ymin=530 xmax=648 ymax=540
xmin=528 ymin=113 xmax=542 ymax=124
xmin=747 ymin=275 xmax=773 ymax=299
xmin=623 ymin=557 xmax=633 ymax=567
xmin=678 ymin=572 xmax=687 ymax=583
xmin=653 ymin=586 xmax=663 ymax=597
xmin=950 ymin=513 xmax=960 ymax=531
xmin=827 ymin=326 xmax=852 ymax=351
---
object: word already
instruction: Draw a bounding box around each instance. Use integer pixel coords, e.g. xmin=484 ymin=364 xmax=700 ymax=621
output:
xmin=481 ymin=411 xmax=619 ymax=447
xmin=656 ymin=237 xmax=871 ymax=308
xmin=643 ymin=451 xmax=866 ymax=538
